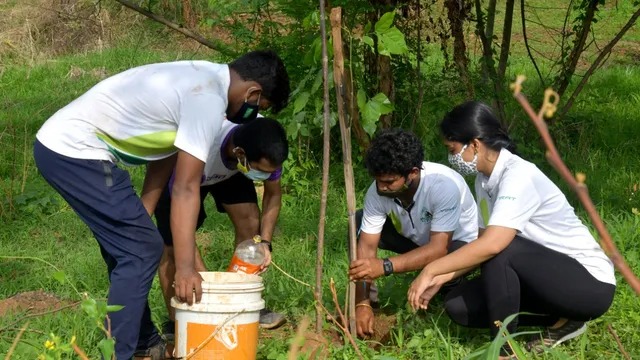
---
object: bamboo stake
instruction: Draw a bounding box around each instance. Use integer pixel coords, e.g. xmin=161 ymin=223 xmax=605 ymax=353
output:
xmin=329 ymin=6 xmax=358 ymax=337
xmin=511 ymin=76 xmax=640 ymax=295
xmin=316 ymin=0 xmax=332 ymax=334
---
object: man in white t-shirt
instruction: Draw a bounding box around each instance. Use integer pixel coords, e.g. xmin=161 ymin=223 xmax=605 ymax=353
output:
xmin=154 ymin=118 xmax=288 ymax=339
xmin=348 ymin=129 xmax=478 ymax=338
xmin=33 ymin=50 xmax=290 ymax=359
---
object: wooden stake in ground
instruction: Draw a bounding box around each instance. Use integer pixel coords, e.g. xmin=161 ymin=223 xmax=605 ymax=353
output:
xmin=329 ymin=6 xmax=358 ymax=337
xmin=315 ymin=0 xmax=332 ymax=334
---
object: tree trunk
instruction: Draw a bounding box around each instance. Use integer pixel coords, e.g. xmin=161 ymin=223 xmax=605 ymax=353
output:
xmin=445 ymin=0 xmax=474 ymax=99
xmin=555 ymin=0 xmax=600 ymax=97
xmin=559 ymin=5 xmax=640 ymax=117
xmin=343 ymin=43 xmax=370 ymax=150
xmin=486 ymin=0 xmax=497 ymax=43
xmin=366 ymin=0 xmax=396 ymax=128
xmin=378 ymin=55 xmax=394 ymax=128
xmin=474 ymin=0 xmax=489 ymax=81
xmin=497 ymin=0 xmax=515 ymax=82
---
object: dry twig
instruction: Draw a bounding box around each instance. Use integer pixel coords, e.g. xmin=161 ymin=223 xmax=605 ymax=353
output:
xmin=510 ymin=75 xmax=640 ymax=295
xmin=72 ymin=343 xmax=90 ymax=360
xmin=4 ymin=321 xmax=29 ymax=360
xmin=329 ymin=279 xmax=364 ymax=359
xmin=287 ymin=316 xmax=311 ymax=360
xmin=607 ymin=324 xmax=631 ymax=360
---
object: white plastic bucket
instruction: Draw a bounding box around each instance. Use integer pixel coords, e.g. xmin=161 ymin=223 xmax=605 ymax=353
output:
xmin=171 ymin=272 xmax=265 ymax=360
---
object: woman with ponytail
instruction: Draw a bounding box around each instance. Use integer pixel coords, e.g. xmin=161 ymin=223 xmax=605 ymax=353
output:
xmin=407 ymin=101 xmax=615 ymax=358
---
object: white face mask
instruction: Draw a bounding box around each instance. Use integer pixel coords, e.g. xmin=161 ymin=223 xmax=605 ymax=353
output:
xmin=448 ymin=144 xmax=478 ymax=176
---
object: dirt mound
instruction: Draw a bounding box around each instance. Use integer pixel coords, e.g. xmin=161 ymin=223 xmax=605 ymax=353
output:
xmin=0 ymin=290 xmax=68 ymax=317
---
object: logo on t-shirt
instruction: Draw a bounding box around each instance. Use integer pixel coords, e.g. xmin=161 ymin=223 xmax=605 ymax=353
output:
xmin=206 ymin=173 xmax=230 ymax=182
xmin=420 ymin=207 xmax=433 ymax=223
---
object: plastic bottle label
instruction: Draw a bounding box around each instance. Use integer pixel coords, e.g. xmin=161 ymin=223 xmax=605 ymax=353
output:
xmin=227 ymin=254 xmax=261 ymax=274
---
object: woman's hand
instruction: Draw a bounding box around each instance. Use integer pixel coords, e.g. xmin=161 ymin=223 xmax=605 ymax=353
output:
xmin=407 ymin=268 xmax=441 ymax=311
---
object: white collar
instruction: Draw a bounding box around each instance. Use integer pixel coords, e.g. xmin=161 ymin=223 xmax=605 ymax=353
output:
xmin=480 ymin=148 xmax=512 ymax=198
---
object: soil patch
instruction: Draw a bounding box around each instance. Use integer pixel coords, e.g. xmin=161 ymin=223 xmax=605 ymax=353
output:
xmin=369 ymin=312 xmax=397 ymax=348
xmin=0 ymin=290 xmax=68 ymax=317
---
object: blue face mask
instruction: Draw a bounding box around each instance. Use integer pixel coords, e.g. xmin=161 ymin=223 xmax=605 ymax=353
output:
xmin=244 ymin=169 xmax=272 ymax=181
xmin=236 ymin=155 xmax=272 ymax=181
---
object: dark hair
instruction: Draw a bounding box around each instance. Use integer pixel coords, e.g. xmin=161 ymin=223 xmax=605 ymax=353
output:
xmin=440 ymin=101 xmax=517 ymax=153
xmin=233 ymin=117 xmax=289 ymax=165
xmin=229 ymin=50 xmax=290 ymax=113
xmin=365 ymin=128 xmax=424 ymax=177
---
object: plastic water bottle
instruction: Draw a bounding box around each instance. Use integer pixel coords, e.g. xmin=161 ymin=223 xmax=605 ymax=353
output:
xmin=227 ymin=235 xmax=265 ymax=274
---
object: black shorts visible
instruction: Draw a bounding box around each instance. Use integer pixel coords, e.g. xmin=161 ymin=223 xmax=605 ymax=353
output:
xmin=154 ymin=172 xmax=258 ymax=245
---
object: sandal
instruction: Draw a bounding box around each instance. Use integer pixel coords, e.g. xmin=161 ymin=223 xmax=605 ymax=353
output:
xmin=133 ymin=339 xmax=173 ymax=360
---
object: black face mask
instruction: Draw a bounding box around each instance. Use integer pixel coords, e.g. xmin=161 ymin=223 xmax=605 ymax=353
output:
xmin=376 ymin=177 xmax=412 ymax=198
xmin=228 ymin=101 xmax=259 ymax=124
xmin=228 ymin=92 xmax=261 ymax=124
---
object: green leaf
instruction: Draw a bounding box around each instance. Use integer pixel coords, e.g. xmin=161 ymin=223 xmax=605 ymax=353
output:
xmin=362 ymin=35 xmax=374 ymax=49
xmin=360 ymin=92 xmax=394 ymax=136
xmin=294 ymin=111 xmax=306 ymax=124
xmin=106 ymin=305 xmax=124 ymax=313
xmin=406 ymin=336 xmax=422 ymax=348
xmin=81 ymin=298 xmax=98 ymax=319
xmin=364 ymin=22 xmax=372 ymax=34
xmin=378 ymin=27 xmax=408 ymax=55
xmin=52 ymin=270 xmax=66 ymax=284
xmin=375 ymin=11 xmax=395 ymax=33
xmin=293 ymin=92 xmax=310 ymax=114
xmin=357 ymin=89 xmax=367 ymax=109
xmin=371 ymin=93 xmax=394 ymax=114
xmin=299 ymin=124 xmax=310 ymax=137
xmin=286 ymin=120 xmax=300 ymax=140
xmin=311 ymin=69 xmax=323 ymax=94
xmin=98 ymin=338 xmax=115 ymax=360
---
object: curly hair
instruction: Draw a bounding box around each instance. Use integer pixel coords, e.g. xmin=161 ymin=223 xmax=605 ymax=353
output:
xmin=365 ymin=128 xmax=424 ymax=176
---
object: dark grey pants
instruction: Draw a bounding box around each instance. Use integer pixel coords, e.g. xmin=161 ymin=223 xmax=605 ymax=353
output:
xmin=352 ymin=209 xmax=466 ymax=302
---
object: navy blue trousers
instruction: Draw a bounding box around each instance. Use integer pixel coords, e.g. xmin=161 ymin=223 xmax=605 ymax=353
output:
xmin=34 ymin=140 xmax=163 ymax=359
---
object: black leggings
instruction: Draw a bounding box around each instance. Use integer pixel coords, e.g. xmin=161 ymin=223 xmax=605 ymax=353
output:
xmin=444 ymin=236 xmax=615 ymax=336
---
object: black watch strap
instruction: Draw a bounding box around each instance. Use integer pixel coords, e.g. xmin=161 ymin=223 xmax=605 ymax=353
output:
xmin=262 ymin=240 xmax=273 ymax=252
xmin=382 ymin=258 xmax=393 ymax=276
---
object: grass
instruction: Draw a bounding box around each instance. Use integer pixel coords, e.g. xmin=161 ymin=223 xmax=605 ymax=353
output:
xmin=1 ymin=1 xmax=640 ymax=359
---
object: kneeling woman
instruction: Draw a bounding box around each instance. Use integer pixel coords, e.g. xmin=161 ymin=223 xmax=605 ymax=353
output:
xmin=408 ymin=101 xmax=615 ymax=358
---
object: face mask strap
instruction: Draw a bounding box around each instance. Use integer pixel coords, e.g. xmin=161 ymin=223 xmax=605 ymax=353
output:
xmin=234 ymin=147 xmax=249 ymax=173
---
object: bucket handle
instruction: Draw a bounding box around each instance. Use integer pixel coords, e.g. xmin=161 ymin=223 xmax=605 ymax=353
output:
xmin=174 ymin=309 xmax=245 ymax=360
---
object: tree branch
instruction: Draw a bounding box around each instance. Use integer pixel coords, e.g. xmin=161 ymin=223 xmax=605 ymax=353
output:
xmin=559 ymin=6 xmax=640 ymax=117
xmin=521 ymin=0 xmax=544 ymax=85
xmin=511 ymin=76 xmax=640 ymax=296
xmin=113 ymin=0 xmax=236 ymax=57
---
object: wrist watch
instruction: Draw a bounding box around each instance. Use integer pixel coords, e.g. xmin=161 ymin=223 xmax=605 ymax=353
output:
xmin=262 ymin=240 xmax=273 ymax=252
xmin=382 ymin=258 xmax=394 ymax=276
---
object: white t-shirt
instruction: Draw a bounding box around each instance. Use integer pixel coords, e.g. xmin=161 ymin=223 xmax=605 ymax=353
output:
xmin=36 ymin=61 xmax=230 ymax=165
xmin=361 ymin=161 xmax=478 ymax=245
xmin=475 ymin=148 xmax=615 ymax=285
